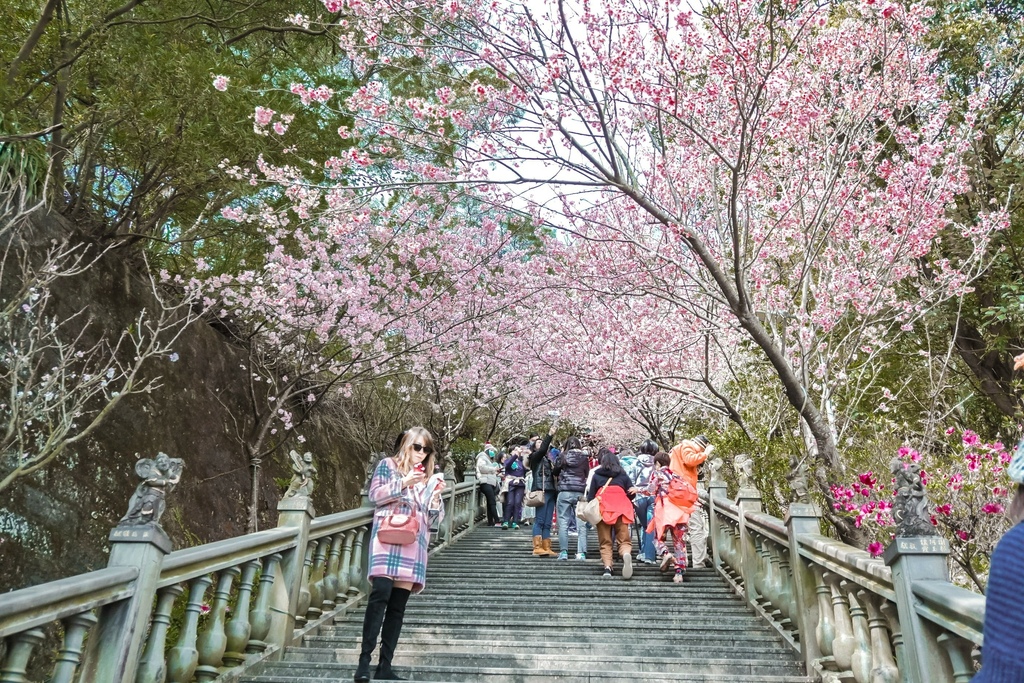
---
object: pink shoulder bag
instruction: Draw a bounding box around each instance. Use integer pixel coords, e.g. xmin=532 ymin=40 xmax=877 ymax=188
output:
xmin=378 ymin=508 xmax=420 ymax=545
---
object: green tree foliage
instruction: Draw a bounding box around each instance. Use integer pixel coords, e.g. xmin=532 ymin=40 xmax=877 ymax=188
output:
xmin=1 ymin=0 xmax=358 ymax=270
xmin=927 ymin=0 xmax=1024 ymax=420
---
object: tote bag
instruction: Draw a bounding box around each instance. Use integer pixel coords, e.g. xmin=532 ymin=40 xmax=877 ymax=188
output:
xmin=577 ymin=478 xmax=612 ymax=525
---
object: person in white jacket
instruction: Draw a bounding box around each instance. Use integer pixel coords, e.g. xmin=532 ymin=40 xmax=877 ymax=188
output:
xmin=476 ymin=444 xmax=502 ymax=526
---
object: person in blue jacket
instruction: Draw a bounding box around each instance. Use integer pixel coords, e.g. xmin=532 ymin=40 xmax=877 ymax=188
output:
xmin=973 ymin=433 xmax=1024 ymax=682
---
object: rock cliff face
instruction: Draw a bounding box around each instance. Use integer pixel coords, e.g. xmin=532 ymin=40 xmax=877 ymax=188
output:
xmin=0 ymin=214 xmax=368 ymax=591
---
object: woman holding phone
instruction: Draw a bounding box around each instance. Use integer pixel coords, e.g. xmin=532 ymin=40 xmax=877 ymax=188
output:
xmin=355 ymin=427 xmax=446 ymax=682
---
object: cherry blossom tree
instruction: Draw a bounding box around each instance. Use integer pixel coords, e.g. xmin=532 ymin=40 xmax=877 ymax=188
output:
xmin=190 ymin=164 xmax=549 ymax=528
xmin=314 ymin=0 xmax=1005 ymax=492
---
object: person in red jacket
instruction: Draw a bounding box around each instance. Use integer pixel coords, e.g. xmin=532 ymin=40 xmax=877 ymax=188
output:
xmin=586 ymin=448 xmax=636 ymax=579
xmin=644 ymin=435 xmax=713 ymax=583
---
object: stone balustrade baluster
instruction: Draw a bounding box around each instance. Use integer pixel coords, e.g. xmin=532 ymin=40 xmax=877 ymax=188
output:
xmin=721 ymin=522 xmax=736 ymax=574
xmin=246 ymin=554 xmax=280 ymax=654
xmin=842 ymin=582 xmax=872 ymax=683
xmin=323 ymin=534 xmax=343 ymax=611
xmin=879 ymin=601 xmax=905 ymax=676
xmin=810 ymin=565 xmax=836 ymax=658
xmin=452 ymin=492 xmax=462 ymax=530
xmin=136 ymin=585 xmax=184 ymax=683
xmin=338 ymin=531 xmax=355 ymax=596
xmin=50 ymin=611 xmax=97 ymax=683
xmin=224 ymin=560 xmax=260 ymax=667
xmin=727 ymin=523 xmax=741 ymax=576
xmin=766 ymin=541 xmax=785 ymax=621
xmin=717 ymin=522 xmax=730 ymax=569
xmin=824 ymin=571 xmax=855 ymax=672
xmin=349 ymin=528 xmax=366 ymax=595
xmin=936 ymin=634 xmax=975 ymax=683
xmin=858 ymin=590 xmax=899 ymax=683
xmin=0 ymin=628 xmax=45 ymax=683
xmin=295 ymin=541 xmax=315 ymax=626
xmin=166 ymin=575 xmax=213 ymax=683
xmin=306 ymin=539 xmax=329 ymax=622
xmin=195 ymin=567 xmax=239 ymax=681
xmin=753 ymin=537 xmax=770 ymax=608
xmin=776 ymin=545 xmax=795 ymax=623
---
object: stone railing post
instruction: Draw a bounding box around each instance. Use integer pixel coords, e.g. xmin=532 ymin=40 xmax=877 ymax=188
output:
xmin=786 ymin=502 xmax=824 ymax=672
xmin=735 ymin=480 xmax=763 ymax=607
xmin=707 ymin=477 xmax=728 ymax=570
xmin=883 ymin=459 xmax=954 ymax=683
xmin=80 ymin=453 xmax=184 ymax=683
xmin=273 ymin=495 xmax=314 ymax=652
xmin=884 ymin=536 xmax=953 ymax=683
xmin=443 ymin=472 xmax=458 ymax=543
xmin=463 ymin=469 xmax=478 ymax=530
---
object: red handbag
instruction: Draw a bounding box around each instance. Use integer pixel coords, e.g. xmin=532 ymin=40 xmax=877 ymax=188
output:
xmin=378 ymin=511 xmax=420 ymax=545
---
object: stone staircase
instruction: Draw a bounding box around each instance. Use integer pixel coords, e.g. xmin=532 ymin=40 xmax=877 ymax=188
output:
xmin=242 ymin=525 xmax=812 ymax=682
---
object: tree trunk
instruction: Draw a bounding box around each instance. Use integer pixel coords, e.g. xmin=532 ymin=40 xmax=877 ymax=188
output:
xmin=953 ymin=322 xmax=1022 ymax=418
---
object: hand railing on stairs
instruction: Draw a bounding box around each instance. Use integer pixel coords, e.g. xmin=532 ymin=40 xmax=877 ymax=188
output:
xmin=703 ymin=480 xmax=986 ymax=683
xmin=0 ymin=468 xmax=484 ymax=683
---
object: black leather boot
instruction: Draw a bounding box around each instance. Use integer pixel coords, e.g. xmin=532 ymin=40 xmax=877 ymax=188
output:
xmin=354 ymin=578 xmax=393 ymax=682
xmin=374 ymin=586 xmax=412 ymax=680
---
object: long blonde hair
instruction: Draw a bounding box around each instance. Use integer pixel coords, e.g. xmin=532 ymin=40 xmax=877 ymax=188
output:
xmin=393 ymin=426 xmax=436 ymax=476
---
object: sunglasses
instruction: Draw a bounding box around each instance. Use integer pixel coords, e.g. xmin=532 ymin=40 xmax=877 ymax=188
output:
xmin=412 ymin=443 xmax=434 ymax=455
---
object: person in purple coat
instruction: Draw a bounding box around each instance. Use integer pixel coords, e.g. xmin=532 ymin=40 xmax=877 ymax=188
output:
xmin=501 ymin=447 xmax=528 ymax=529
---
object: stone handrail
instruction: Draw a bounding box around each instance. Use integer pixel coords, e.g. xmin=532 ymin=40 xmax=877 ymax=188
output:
xmin=0 ymin=566 xmax=138 ymax=639
xmin=702 ymin=482 xmax=986 ymax=683
xmin=0 ymin=469 xmax=484 ymax=683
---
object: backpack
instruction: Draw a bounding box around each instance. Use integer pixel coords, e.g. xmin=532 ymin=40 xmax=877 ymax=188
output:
xmin=666 ymin=474 xmax=698 ymax=508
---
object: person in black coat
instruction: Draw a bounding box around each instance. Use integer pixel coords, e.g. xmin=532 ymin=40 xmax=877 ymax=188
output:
xmin=553 ymin=436 xmax=591 ymax=560
xmin=528 ymin=419 xmax=559 ymax=556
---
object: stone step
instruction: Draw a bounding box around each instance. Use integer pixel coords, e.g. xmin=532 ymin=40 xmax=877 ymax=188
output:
xmin=323 ymin=616 xmax=777 ymax=637
xmin=243 ymin=524 xmax=807 ymax=683
xmin=280 ymin=647 xmax=806 ymax=675
xmin=242 ymin=660 xmax=813 ymax=683
xmin=373 ymin=605 xmax=759 ymax=624
xmin=400 ymin=595 xmax=750 ymax=611
xmin=298 ymin=636 xmax=799 ymax=660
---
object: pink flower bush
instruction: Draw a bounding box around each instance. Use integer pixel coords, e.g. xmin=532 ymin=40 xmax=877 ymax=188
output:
xmin=833 ymin=428 xmax=1014 ymax=591
xmin=212 ymin=75 xmax=229 ymax=92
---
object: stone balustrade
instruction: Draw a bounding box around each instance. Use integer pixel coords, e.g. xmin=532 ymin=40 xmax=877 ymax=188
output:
xmin=0 ymin=474 xmax=483 ymax=683
xmin=703 ymin=485 xmax=986 ymax=683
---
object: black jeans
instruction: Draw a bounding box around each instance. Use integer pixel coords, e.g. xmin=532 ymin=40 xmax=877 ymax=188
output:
xmin=480 ymin=483 xmax=499 ymax=525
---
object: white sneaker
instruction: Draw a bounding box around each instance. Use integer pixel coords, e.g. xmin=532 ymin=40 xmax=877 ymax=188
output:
xmin=622 ymin=552 xmax=633 ymax=580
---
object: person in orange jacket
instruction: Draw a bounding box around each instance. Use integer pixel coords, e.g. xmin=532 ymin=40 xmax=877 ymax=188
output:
xmin=643 ymin=435 xmax=713 ymax=583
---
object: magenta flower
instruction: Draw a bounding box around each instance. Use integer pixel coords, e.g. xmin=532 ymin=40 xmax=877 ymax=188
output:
xmin=982 ymin=503 xmax=1005 ymax=515
xmin=867 ymin=542 xmax=884 ymax=557
xmin=934 ymin=504 xmax=952 ymax=516
xmin=200 ymin=603 xmax=211 ymax=615
xmin=956 ymin=530 xmax=970 ymax=541
xmin=962 ymin=430 xmax=980 ymax=447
